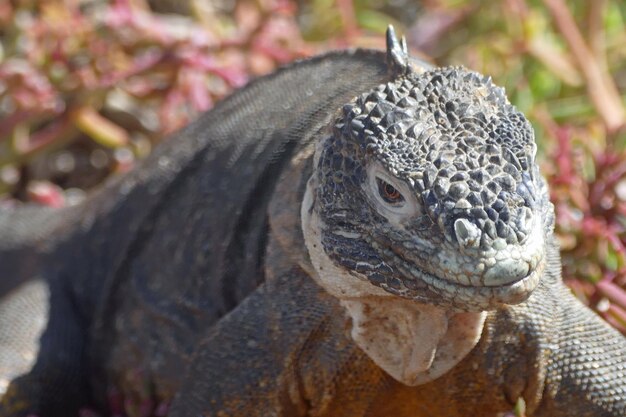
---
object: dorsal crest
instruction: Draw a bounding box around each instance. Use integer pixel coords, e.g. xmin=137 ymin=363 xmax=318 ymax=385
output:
xmin=386 ymin=25 xmax=410 ymax=77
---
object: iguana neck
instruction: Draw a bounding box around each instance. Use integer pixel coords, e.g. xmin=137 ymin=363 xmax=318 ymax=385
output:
xmin=341 ymin=297 xmax=485 ymax=386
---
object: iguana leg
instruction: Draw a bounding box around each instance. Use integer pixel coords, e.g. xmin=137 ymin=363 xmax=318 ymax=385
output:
xmin=533 ymin=282 xmax=626 ymax=417
xmin=169 ymin=267 xmax=351 ymax=417
xmin=0 ymin=277 xmax=90 ymax=417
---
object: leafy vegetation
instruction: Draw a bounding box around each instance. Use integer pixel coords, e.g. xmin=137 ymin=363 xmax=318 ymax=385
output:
xmin=1 ymin=0 xmax=625 ymax=337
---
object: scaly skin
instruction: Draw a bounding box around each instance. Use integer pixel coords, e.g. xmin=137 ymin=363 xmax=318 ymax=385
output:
xmin=1 ymin=28 xmax=625 ymax=417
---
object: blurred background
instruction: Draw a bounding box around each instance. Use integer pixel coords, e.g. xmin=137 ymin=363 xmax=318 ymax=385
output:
xmin=0 ymin=0 xmax=625 ymax=333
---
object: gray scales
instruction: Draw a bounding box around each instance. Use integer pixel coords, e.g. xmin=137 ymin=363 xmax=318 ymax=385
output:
xmin=0 ymin=27 xmax=624 ymax=417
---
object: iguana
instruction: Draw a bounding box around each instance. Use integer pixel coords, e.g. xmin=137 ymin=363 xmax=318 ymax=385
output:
xmin=1 ymin=27 xmax=625 ymax=417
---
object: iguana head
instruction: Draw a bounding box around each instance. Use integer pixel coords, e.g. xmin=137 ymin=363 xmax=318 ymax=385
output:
xmin=302 ymin=28 xmax=554 ymax=312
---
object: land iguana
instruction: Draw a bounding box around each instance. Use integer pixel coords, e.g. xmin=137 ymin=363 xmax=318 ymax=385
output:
xmin=1 ymin=27 xmax=625 ymax=417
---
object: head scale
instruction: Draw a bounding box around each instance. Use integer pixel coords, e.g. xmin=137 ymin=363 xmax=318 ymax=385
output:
xmin=306 ymin=27 xmax=553 ymax=311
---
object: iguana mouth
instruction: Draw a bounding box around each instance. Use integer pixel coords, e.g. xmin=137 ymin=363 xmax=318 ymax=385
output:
xmin=318 ymin=219 xmax=547 ymax=311
xmin=415 ymin=257 xmax=545 ymax=304
xmin=372 ymin=237 xmax=547 ymax=310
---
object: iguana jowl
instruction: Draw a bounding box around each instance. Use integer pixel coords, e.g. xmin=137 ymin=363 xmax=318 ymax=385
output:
xmin=1 ymin=27 xmax=625 ymax=417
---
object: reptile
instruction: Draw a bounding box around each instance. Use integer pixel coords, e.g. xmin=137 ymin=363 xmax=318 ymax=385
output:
xmin=1 ymin=27 xmax=625 ymax=417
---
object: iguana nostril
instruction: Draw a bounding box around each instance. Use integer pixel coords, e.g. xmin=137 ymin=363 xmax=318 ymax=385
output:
xmin=454 ymin=218 xmax=481 ymax=249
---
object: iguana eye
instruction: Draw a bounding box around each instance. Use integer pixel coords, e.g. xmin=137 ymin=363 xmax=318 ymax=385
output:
xmin=377 ymin=178 xmax=405 ymax=205
xmin=366 ymin=163 xmax=418 ymax=218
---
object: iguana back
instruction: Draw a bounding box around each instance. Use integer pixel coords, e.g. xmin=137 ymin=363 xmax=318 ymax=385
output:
xmin=87 ymin=49 xmax=399 ymax=406
xmin=0 ymin=48 xmax=398 ymax=415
